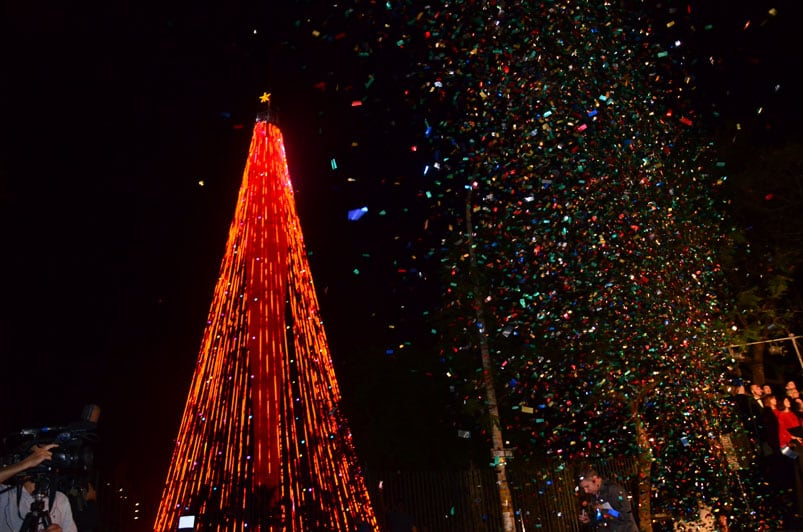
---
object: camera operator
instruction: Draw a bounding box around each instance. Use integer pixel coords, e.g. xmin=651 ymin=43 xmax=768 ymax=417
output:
xmin=0 ymin=444 xmax=77 ymax=532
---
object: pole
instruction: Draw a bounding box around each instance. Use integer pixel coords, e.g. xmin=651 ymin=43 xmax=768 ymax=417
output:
xmin=464 ymin=187 xmax=516 ymax=532
xmin=789 ymin=333 xmax=803 ymax=371
xmin=727 ymin=334 xmax=803 ymax=371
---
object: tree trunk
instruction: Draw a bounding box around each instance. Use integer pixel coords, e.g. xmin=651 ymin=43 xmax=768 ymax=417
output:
xmin=465 ymin=190 xmax=516 ymax=532
xmin=748 ymin=343 xmax=766 ymax=386
xmin=634 ymin=415 xmax=653 ymax=532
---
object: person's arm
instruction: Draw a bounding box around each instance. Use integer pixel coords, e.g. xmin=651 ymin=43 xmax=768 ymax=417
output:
xmin=0 ymin=444 xmax=57 ymax=484
xmin=601 ymin=483 xmax=634 ymax=524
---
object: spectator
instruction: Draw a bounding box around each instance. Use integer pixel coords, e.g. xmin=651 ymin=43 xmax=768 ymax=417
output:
xmin=69 ymin=481 xmax=98 ymax=532
xmin=751 ymin=383 xmax=766 ymax=408
xmin=773 ymin=396 xmax=803 ymax=453
xmin=769 ymin=395 xmax=803 ymax=520
xmin=734 ymin=383 xmax=766 ymax=444
xmin=763 ymin=384 xmax=774 ymax=398
xmin=787 ymin=381 xmax=800 ymax=401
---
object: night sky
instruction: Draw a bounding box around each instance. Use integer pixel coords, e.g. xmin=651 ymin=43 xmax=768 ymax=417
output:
xmin=1 ymin=0 xmax=447 ymax=516
xmin=2 ymin=0 xmax=801 ymax=523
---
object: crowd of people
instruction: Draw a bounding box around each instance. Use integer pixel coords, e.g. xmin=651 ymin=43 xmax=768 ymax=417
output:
xmin=574 ymin=380 xmax=803 ymax=531
xmin=734 ymin=379 xmax=803 ymax=522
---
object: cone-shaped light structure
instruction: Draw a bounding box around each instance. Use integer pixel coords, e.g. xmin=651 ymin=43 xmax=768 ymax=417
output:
xmin=155 ymin=117 xmax=378 ymax=531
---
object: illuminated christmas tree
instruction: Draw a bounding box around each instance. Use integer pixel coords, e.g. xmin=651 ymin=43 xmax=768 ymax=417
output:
xmin=154 ymin=101 xmax=378 ymax=531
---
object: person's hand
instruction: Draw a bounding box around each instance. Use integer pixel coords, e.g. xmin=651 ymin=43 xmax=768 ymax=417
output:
xmin=20 ymin=444 xmax=58 ymax=469
xmin=0 ymin=444 xmax=60 ymax=485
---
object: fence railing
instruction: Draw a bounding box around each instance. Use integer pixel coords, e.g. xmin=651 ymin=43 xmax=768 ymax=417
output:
xmin=366 ymin=457 xmax=643 ymax=532
xmin=366 ymin=468 xmax=503 ymax=531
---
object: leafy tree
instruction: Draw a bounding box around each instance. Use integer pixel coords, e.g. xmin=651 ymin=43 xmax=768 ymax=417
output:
xmin=405 ymin=1 xmax=746 ymax=529
xmin=718 ymin=135 xmax=803 ymax=386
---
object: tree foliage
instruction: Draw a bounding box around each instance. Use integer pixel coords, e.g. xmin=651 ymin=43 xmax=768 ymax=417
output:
xmin=403 ymin=1 xmax=746 ymax=525
xmin=717 ymin=134 xmax=803 ymax=383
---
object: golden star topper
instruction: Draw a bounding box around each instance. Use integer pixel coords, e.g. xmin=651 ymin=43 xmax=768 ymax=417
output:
xmin=259 ymin=92 xmax=271 ymax=104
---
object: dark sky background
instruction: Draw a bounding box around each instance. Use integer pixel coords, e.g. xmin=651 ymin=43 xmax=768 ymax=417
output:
xmin=2 ymin=0 xmax=802 ymax=524
xmin=1 ymin=0 xmax=450 ymax=519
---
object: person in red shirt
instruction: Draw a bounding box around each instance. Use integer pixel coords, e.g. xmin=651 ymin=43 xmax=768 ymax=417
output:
xmin=772 ymin=395 xmax=803 ymax=451
xmin=768 ymin=394 xmax=803 ymax=521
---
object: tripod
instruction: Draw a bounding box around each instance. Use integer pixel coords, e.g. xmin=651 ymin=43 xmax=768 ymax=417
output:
xmin=19 ymin=489 xmax=52 ymax=532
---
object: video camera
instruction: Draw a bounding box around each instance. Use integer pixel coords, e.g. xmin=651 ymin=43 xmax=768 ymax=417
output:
xmin=1 ymin=404 xmax=100 ymax=484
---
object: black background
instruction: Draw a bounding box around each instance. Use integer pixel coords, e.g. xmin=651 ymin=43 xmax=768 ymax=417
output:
xmin=2 ymin=0 xmax=801 ymax=524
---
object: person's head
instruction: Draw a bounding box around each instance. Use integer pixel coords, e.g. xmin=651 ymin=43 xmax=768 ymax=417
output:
xmin=763 ymin=384 xmax=773 ymax=396
xmin=750 ymin=383 xmax=763 ymax=398
xmin=787 ymin=381 xmax=798 ymax=391
xmin=781 ymin=396 xmax=793 ymax=411
xmin=765 ymin=394 xmax=778 ymax=409
xmin=579 ymin=469 xmax=603 ymax=496
xmin=22 ymin=479 xmax=37 ymax=495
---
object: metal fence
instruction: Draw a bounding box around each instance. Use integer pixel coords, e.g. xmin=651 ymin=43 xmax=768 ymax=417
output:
xmin=508 ymin=457 xmax=641 ymax=531
xmin=366 ymin=468 xmax=503 ymax=531
xmin=366 ymin=457 xmax=641 ymax=532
